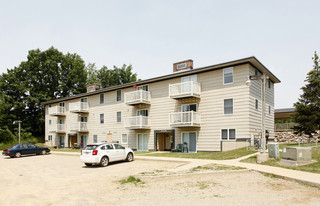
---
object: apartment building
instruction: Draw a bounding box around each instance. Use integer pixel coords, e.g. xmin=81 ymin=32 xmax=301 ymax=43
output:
xmin=43 ymin=57 xmax=280 ymax=152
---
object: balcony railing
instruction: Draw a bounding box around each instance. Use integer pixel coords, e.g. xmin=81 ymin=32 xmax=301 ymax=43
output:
xmin=169 ymin=111 xmax=201 ymax=127
xmin=48 ymin=124 xmax=66 ymax=133
xmin=124 ymin=116 xmax=150 ymax=129
xmin=70 ymin=122 xmax=88 ymax=132
xmin=124 ymin=90 xmax=151 ymax=105
xmin=169 ymin=81 xmax=201 ymax=99
xmin=69 ymin=102 xmax=89 ymax=113
xmin=48 ymin=106 xmax=65 ymax=116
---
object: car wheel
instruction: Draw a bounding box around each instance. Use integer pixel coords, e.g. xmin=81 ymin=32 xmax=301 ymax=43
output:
xmin=14 ymin=152 xmax=21 ymax=158
xmin=99 ymin=156 xmax=109 ymax=167
xmin=85 ymin=163 xmax=92 ymax=167
xmin=126 ymin=153 xmax=134 ymax=162
xmin=41 ymin=150 xmax=46 ymax=155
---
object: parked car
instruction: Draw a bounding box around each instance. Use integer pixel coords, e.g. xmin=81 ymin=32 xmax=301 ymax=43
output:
xmin=2 ymin=143 xmax=50 ymax=158
xmin=80 ymin=143 xmax=134 ymax=167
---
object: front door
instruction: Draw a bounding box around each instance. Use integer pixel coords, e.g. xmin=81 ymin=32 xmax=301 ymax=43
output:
xmin=59 ymin=136 xmax=65 ymax=148
xmin=182 ymin=132 xmax=197 ymax=153
xmin=70 ymin=135 xmax=77 ymax=148
xmin=138 ymin=134 xmax=148 ymax=151
xmin=107 ymin=133 xmax=113 ymax=143
xmin=80 ymin=135 xmax=87 ymax=148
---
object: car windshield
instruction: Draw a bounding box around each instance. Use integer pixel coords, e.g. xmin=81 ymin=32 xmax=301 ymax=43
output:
xmin=84 ymin=145 xmax=99 ymax=150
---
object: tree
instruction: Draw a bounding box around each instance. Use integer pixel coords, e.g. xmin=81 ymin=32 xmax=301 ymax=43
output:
xmin=97 ymin=64 xmax=137 ymax=88
xmin=293 ymin=51 xmax=320 ymax=136
xmin=86 ymin=63 xmax=99 ymax=85
xmin=0 ymin=47 xmax=87 ymax=138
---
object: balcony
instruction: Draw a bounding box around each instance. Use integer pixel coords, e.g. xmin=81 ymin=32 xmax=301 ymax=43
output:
xmin=169 ymin=81 xmax=201 ymax=99
xmin=124 ymin=90 xmax=151 ymax=105
xmin=124 ymin=116 xmax=150 ymax=129
xmin=69 ymin=102 xmax=89 ymax=113
xmin=48 ymin=124 xmax=66 ymax=133
xmin=169 ymin=111 xmax=201 ymax=127
xmin=70 ymin=122 xmax=88 ymax=132
xmin=48 ymin=106 xmax=65 ymax=116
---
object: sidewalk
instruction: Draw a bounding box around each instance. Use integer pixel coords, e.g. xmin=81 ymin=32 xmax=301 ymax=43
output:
xmin=51 ymin=151 xmax=320 ymax=187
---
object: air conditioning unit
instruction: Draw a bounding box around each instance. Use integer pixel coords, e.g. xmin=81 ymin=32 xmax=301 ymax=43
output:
xmin=282 ymin=147 xmax=312 ymax=161
xmin=268 ymin=142 xmax=279 ymax=158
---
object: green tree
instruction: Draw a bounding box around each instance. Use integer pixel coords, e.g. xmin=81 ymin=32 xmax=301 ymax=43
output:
xmin=293 ymin=51 xmax=320 ymax=136
xmin=0 ymin=47 xmax=87 ymax=138
xmin=97 ymin=64 xmax=137 ymax=88
xmin=86 ymin=63 xmax=99 ymax=85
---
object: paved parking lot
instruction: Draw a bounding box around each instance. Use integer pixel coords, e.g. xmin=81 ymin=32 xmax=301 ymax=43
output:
xmin=1 ymin=153 xmax=320 ymax=206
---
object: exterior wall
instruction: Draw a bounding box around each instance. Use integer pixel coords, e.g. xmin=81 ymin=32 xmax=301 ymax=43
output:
xmin=249 ymin=65 xmax=275 ymax=141
xmin=44 ymin=63 xmax=276 ymax=152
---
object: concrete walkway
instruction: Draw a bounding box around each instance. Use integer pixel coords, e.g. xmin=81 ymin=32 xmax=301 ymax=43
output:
xmin=51 ymin=151 xmax=320 ymax=187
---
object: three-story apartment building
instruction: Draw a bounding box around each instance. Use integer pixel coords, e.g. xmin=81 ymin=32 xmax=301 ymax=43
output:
xmin=43 ymin=57 xmax=280 ymax=152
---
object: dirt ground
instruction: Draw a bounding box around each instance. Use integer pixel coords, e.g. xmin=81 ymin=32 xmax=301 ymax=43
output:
xmin=1 ymin=154 xmax=320 ymax=206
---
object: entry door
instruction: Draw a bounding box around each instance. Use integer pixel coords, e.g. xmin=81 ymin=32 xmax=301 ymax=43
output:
xmin=59 ymin=136 xmax=65 ymax=148
xmin=182 ymin=132 xmax=197 ymax=152
xmin=182 ymin=104 xmax=197 ymax=122
xmin=138 ymin=134 xmax=148 ymax=151
xmin=81 ymin=135 xmax=87 ymax=148
xmin=107 ymin=133 xmax=113 ymax=143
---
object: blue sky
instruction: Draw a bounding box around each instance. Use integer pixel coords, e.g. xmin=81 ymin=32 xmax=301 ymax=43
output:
xmin=0 ymin=0 xmax=319 ymax=108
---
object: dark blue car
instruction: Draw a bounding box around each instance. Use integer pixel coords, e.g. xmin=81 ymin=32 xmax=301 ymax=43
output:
xmin=2 ymin=143 xmax=50 ymax=158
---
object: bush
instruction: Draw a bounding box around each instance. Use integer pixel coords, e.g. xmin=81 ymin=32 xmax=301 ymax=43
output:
xmin=0 ymin=128 xmax=15 ymax=143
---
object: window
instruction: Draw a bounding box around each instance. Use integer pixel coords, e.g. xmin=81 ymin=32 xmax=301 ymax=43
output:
xmin=117 ymin=112 xmax=121 ymax=122
xmin=182 ymin=104 xmax=197 ymax=112
xmin=224 ymin=99 xmax=233 ymax=115
xmin=81 ymin=116 xmax=88 ymax=122
xmin=100 ymin=114 xmax=104 ymax=124
xmin=60 ymin=102 xmax=65 ymax=107
xmin=93 ymin=135 xmax=98 ymax=143
xmin=137 ymin=109 xmax=148 ymax=116
xmin=100 ymin=146 xmax=105 ymax=150
xmin=117 ymin=90 xmax=121 ymax=101
xmin=255 ymin=99 xmax=258 ymax=110
xmin=138 ymin=85 xmax=149 ymax=91
xmin=221 ymin=129 xmax=236 ymax=140
xmin=100 ymin=94 xmax=104 ymax=104
xmin=106 ymin=144 xmax=114 ymax=150
xmin=269 ymin=106 xmax=271 ymax=115
xmin=255 ymin=69 xmax=258 ymax=76
xmin=223 ymin=68 xmax=233 ymax=84
xmin=48 ymin=135 xmax=52 ymax=141
xmin=49 ymin=120 xmax=52 ymax=125
xmin=122 ymin=134 xmax=128 ymax=144
xmin=182 ymin=75 xmax=197 ymax=83
xmin=80 ymin=97 xmax=88 ymax=102
xmin=114 ymin=144 xmax=125 ymax=149
xmin=268 ymin=80 xmax=271 ymax=89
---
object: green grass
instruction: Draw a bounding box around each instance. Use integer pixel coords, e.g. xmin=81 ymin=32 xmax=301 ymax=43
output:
xmin=138 ymin=147 xmax=257 ymax=160
xmin=119 ymin=176 xmax=144 ymax=186
xmin=241 ymin=147 xmax=320 ymax=174
xmin=191 ymin=164 xmax=245 ymax=171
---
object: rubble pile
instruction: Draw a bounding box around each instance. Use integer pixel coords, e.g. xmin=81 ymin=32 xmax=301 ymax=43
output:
xmin=275 ymin=131 xmax=320 ymax=143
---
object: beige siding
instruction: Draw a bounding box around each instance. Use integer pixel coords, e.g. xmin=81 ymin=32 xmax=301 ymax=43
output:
xmin=44 ymin=63 xmax=276 ymax=152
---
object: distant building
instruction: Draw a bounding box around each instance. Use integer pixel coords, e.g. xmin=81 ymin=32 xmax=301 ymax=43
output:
xmin=274 ymin=108 xmax=296 ymax=132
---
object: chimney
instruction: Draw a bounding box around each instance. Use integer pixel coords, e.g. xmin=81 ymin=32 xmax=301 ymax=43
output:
xmin=87 ymin=83 xmax=100 ymax=93
xmin=173 ymin=59 xmax=193 ymax=73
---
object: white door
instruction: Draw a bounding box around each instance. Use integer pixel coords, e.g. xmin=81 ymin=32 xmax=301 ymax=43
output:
xmin=138 ymin=134 xmax=148 ymax=151
xmin=182 ymin=132 xmax=197 ymax=153
xmin=181 ymin=76 xmax=197 ymax=93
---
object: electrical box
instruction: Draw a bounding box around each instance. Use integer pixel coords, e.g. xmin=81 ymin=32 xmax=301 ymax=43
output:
xmin=268 ymin=143 xmax=279 ymax=158
xmin=282 ymin=147 xmax=312 ymax=161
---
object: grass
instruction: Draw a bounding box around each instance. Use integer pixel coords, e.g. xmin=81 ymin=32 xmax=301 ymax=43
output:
xmin=190 ymin=164 xmax=245 ymax=172
xmin=119 ymin=176 xmax=144 ymax=186
xmin=138 ymin=147 xmax=257 ymax=160
xmin=241 ymin=147 xmax=320 ymax=174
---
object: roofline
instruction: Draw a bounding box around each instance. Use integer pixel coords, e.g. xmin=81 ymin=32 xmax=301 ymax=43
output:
xmin=42 ymin=56 xmax=281 ymax=105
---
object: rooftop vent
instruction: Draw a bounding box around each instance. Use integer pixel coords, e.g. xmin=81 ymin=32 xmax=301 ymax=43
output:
xmin=173 ymin=59 xmax=193 ymax=73
xmin=87 ymin=83 xmax=100 ymax=93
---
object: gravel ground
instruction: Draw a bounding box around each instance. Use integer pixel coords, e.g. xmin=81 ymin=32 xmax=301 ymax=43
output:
xmin=1 ymin=153 xmax=320 ymax=206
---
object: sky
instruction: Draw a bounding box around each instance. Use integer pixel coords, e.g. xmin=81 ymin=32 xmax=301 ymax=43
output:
xmin=0 ymin=0 xmax=319 ymax=109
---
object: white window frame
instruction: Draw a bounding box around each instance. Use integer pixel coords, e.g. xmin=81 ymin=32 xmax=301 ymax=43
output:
xmin=221 ymin=129 xmax=236 ymax=141
xmin=100 ymin=93 xmax=104 ymax=104
xmin=137 ymin=85 xmax=149 ymax=91
xmin=255 ymin=99 xmax=259 ymax=110
xmin=48 ymin=135 xmax=52 ymax=141
xmin=223 ymin=67 xmax=233 ymax=85
xmin=100 ymin=114 xmax=104 ymax=124
xmin=136 ymin=133 xmax=149 ymax=151
xmin=137 ymin=109 xmax=149 ymax=116
xmin=268 ymin=105 xmax=271 ymax=115
xmin=181 ymin=131 xmax=197 ymax=153
xmin=116 ymin=90 xmax=121 ymax=102
xmin=181 ymin=103 xmax=197 ymax=112
xmin=181 ymin=75 xmax=197 ymax=83
xmin=224 ymin=98 xmax=233 ymax=115
xmin=117 ymin=111 xmax=121 ymax=123
xmin=121 ymin=134 xmax=128 ymax=144
xmin=93 ymin=135 xmax=98 ymax=143
xmin=80 ymin=97 xmax=88 ymax=102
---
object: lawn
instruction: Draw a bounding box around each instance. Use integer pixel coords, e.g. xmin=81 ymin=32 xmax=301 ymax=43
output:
xmin=241 ymin=144 xmax=320 ymax=174
xmin=137 ymin=147 xmax=257 ymax=160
